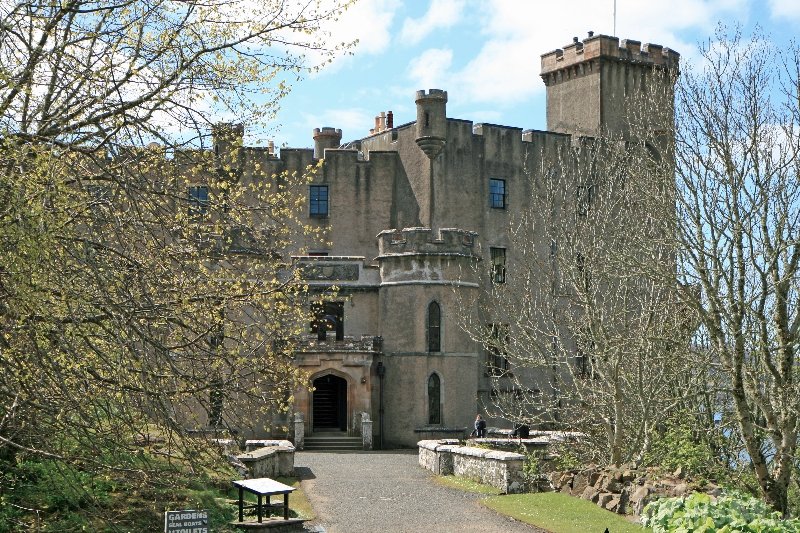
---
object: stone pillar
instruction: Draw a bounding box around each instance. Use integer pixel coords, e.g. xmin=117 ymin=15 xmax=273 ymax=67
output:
xmin=293 ymin=412 xmax=305 ymax=450
xmin=361 ymin=412 xmax=373 ymax=450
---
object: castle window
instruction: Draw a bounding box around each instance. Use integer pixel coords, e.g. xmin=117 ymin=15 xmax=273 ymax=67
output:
xmin=427 ymin=301 xmax=441 ymax=353
xmin=311 ymin=301 xmax=344 ymax=341
xmin=309 ymin=185 xmax=329 ymax=218
xmin=490 ymin=247 xmax=506 ymax=283
xmin=428 ymin=373 xmax=441 ymax=424
xmin=577 ymin=184 xmax=595 ymax=215
xmin=575 ymin=326 xmax=596 ymax=379
xmin=486 ymin=323 xmax=510 ymax=375
xmin=576 ymin=252 xmax=591 ymax=292
xmin=188 ymin=185 xmax=209 ymax=218
xmin=489 ymin=178 xmax=506 ymax=209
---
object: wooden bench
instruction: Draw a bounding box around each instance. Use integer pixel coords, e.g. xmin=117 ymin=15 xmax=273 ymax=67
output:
xmin=232 ymin=478 xmax=296 ymax=523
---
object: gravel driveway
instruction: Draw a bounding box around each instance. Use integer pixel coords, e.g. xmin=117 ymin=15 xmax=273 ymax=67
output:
xmin=296 ymin=450 xmax=545 ymax=533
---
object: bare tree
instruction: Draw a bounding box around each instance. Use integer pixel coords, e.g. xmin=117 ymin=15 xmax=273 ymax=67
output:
xmin=671 ymin=27 xmax=800 ymax=515
xmin=462 ymin=124 xmax=701 ymax=467
xmin=0 ymin=1 xmax=351 ymax=528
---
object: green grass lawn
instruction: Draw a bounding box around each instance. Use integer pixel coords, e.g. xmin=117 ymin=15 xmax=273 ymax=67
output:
xmin=482 ymin=492 xmax=651 ymax=533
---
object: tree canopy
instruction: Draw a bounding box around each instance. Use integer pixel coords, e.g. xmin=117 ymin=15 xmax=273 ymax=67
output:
xmin=0 ymin=1 xmax=352 ymax=529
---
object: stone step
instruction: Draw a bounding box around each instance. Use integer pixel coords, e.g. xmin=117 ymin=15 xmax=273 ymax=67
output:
xmin=303 ymin=435 xmax=363 ymax=451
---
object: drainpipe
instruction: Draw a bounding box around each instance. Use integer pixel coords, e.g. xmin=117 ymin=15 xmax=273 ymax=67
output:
xmin=376 ymin=361 xmax=386 ymax=450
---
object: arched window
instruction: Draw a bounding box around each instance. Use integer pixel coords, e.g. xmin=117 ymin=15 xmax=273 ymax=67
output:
xmin=428 ymin=373 xmax=441 ymax=424
xmin=427 ymin=301 xmax=441 ymax=353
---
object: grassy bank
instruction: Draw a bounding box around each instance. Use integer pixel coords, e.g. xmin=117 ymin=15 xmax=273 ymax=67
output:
xmin=435 ymin=475 xmax=650 ymax=533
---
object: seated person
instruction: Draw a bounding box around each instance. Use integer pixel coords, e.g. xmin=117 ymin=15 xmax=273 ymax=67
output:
xmin=512 ymin=423 xmax=530 ymax=439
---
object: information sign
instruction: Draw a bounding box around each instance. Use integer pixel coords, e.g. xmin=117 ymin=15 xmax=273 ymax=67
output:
xmin=164 ymin=509 xmax=209 ymax=533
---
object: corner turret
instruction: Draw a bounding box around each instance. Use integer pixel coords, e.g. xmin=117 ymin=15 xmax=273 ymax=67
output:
xmin=415 ymin=89 xmax=448 ymax=159
xmin=313 ymin=127 xmax=343 ymax=159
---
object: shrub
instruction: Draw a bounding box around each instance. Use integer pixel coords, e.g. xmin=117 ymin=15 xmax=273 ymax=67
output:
xmin=642 ymin=418 xmax=726 ymax=483
xmin=642 ymin=491 xmax=800 ymax=532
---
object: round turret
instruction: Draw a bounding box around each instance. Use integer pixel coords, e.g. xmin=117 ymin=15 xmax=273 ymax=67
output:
xmin=415 ymin=89 xmax=448 ymax=159
xmin=313 ymin=127 xmax=343 ymax=159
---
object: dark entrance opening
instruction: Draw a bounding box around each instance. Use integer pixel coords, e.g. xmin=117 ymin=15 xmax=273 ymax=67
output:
xmin=312 ymin=374 xmax=347 ymax=431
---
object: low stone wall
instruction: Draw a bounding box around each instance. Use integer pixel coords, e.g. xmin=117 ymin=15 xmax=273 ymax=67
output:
xmin=244 ymin=439 xmax=294 ymax=452
xmin=237 ymin=443 xmax=295 ymax=479
xmin=547 ymin=465 xmax=720 ymax=516
xmin=418 ymin=440 xmax=525 ymax=494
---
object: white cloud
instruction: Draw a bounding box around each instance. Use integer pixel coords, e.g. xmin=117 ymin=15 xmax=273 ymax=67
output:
xmin=399 ymin=0 xmax=467 ymax=45
xmin=407 ymin=48 xmax=454 ymax=90
xmin=301 ymin=108 xmax=374 ymax=141
xmin=311 ymin=0 xmax=401 ymax=72
xmin=405 ymin=0 xmax=749 ymax=107
xmin=768 ymin=0 xmax=800 ymax=20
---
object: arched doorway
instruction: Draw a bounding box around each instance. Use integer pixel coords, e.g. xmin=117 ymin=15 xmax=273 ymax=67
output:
xmin=312 ymin=374 xmax=348 ymax=432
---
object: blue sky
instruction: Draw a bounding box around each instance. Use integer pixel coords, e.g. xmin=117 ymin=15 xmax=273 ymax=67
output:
xmin=262 ymin=0 xmax=799 ymax=149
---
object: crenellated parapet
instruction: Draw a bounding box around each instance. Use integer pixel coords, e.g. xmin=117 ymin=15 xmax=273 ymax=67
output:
xmin=377 ymin=227 xmax=479 ymax=258
xmin=541 ymin=34 xmax=679 ymax=83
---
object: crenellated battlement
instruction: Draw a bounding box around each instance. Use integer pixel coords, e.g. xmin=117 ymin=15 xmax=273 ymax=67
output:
xmin=541 ymin=34 xmax=679 ymax=77
xmin=377 ymin=227 xmax=479 ymax=258
xmin=415 ymin=89 xmax=448 ymax=102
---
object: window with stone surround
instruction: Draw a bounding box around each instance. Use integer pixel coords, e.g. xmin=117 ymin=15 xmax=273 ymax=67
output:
xmin=489 ymin=178 xmax=506 ymax=209
xmin=188 ymin=185 xmax=209 ymax=219
xmin=490 ymin=247 xmax=506 ymax=283
xmin=427 ymin=301 xmax=441 ymax=353
xmin=577 ymin=184 xmax=595 ymax=216
xmin=311 ymin=301 xmax=343 ymax=341
xmin=486 ymin=323 xmax=510 ymax=376
xmin=309 ymin=185 xmax=329 ymax=218
xmin=428 ymin=373 xmax=441 ymax=424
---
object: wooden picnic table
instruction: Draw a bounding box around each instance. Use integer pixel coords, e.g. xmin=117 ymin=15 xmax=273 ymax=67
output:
xmin=232 ymin=477 xmax=296 ymax=523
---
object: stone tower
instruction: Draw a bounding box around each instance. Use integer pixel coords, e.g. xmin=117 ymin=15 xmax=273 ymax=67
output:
xmin=375 ymin=227 xmax=481 ymax=440
xmin=415 ymin=89 xmax=448 ymax=159
xmin=313 ymin=127 xmax=343 ymax=159
xmin=541 ymin=34 xmax=679 ymax=140
xmin=415 ymin=89 xmax=448 ymax=231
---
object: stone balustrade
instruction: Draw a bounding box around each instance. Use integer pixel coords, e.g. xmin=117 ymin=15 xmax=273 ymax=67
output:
xmin=418 ymin=439 xmax=526 ymax=494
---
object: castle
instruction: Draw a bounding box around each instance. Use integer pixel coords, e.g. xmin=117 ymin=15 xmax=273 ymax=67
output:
xmin=209 ymin=34 xmax=679 ymax=447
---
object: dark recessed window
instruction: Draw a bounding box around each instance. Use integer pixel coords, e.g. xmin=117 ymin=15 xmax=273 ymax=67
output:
xmin=311 ymin=301 xmax=344 ymax=341
xmin=486 ymin=323 xmax=510 ymax=375
xmin=577 ymin=184 xmax=595 ymax=216
xmin=428 ymin=373 xmax=441 ymax=424
xmin=427 ymin=301 xmax=441 ymax=353
xmin=310 ymin=185 xmax=329 ymax=218
xmin=188 ymin=185 xmax=209 ymax=218
xmin=490 ymin=178 xmax=506 ymax=209
xmin=490 ymin=247 xmax=506 ymax=284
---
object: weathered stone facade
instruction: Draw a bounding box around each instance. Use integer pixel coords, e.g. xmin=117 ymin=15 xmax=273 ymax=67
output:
xmin=205 ymin=34 xmax=679 ymax=448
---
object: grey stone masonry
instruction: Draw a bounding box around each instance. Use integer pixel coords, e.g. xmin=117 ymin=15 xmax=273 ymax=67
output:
xmin=293 ymin=412 xmax=304 ymax=450
xmin=236 ymin=445 xmax=295 ymax=479
xmin=361 ymin=412 xmax=373 ymax=450
xmin=244 ymin=439 xmax=295 ymax=452
xmin=418 ymin=439 xmax=526 ymax=494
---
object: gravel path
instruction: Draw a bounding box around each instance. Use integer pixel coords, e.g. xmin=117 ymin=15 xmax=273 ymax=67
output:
xmin=296 ymin=450 xmax=545 ymax=533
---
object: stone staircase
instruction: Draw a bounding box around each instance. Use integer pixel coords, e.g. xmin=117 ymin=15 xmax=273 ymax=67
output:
xmin=303 ymin=431 xmax=363 ymax=451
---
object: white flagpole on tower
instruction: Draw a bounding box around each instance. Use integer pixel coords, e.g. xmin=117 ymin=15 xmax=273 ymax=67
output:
xmin=613 ymin=0 xmax=617 ymax=36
